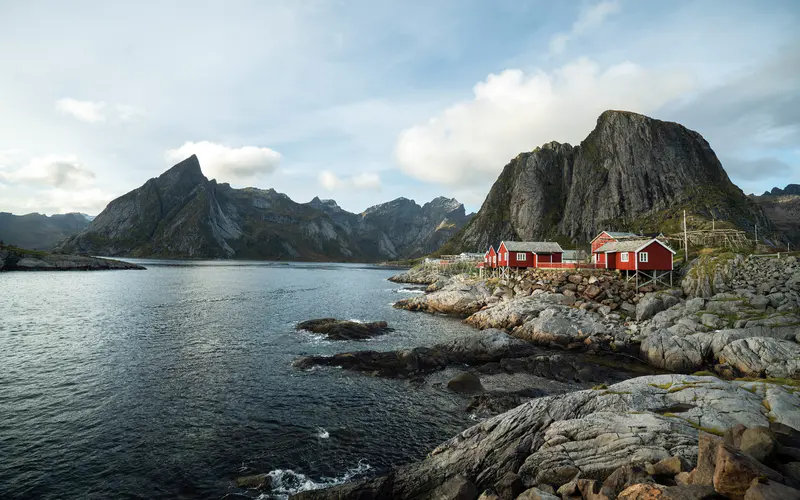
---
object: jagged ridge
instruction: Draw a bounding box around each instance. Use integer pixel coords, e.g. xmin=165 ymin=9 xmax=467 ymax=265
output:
xmin=56 ymin=156 xmax=472 ymax=260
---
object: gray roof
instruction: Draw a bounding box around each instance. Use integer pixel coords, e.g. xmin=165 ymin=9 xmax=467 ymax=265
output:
xmin=595 ymin=239 xmax=675 ymax=254
xmin=606 ymin=231 xmax=639 ymax=238
xmin=501 ymin=241 xmax=564 ymax=253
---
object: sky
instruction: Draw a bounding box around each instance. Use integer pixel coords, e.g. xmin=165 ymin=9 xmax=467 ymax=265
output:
xmin=0 ymin=0 xmax=798 ymax=216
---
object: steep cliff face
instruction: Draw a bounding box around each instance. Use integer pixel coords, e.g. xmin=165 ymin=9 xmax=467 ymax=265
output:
xmin=0 ymin=212 xmax=90 ymax=250
xmin=442 ymin=110 xmax=772 ymax=253
xmin=56 ymin=156 xmax=471 ymax=260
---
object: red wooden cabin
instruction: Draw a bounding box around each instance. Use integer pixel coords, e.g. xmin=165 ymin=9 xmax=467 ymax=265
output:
xmin=497 ymin=241 xmax=564 ymax=269
xmin=593 ymin=238 xmax=675 ymax=271
xmin=591 ymin=231 xmax=639 ymax=266
xmin=486 ymin=246 xmax=498 ymax=268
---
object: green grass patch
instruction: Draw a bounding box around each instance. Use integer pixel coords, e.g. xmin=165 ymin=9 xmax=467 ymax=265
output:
xmin=649 ymin=382 xmax=674 ymax=390
xmin=692 ymin=371 xmax=718 ymax=377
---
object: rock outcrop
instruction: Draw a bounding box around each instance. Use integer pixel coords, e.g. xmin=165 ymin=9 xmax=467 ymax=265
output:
xmin=750 ymin=187 xmax=800 ymax=246
xmin=56 ymin=156 xmax=471 ymax=261
xmin=289 ymin=375 xmax=800 ymax=499
xmin=0 ymin=246 xmax=144 ymax=271
xmin=440 ymin=110 xmax=772 ymax=253
xmin=295 ymin=318 xmax=393 ymax=341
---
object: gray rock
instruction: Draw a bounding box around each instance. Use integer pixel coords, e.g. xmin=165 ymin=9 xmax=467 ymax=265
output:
xmin=718 ymin=337 xmax=800 ymax=378
xmin=637 ymin=294 xmax=665 ymax=321
xmin=296 ymin=375 xmax=797 ymax=499
xmin=448 ymin=372 xmax=484 ymax=394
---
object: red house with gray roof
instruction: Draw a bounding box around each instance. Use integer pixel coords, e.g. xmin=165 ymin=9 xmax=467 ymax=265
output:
xmin=593 ymin=238 xmax=675 ymax=271
xmin=497 ymin=241 xmax=563 ymax=269
xmin=485 ymin=246 xmax=497 ymax=268
xmin=591 ymin=231 xmax=640 ymax=267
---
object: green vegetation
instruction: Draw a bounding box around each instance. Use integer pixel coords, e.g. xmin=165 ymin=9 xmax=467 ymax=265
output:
xmin=692 ymin=371 xmax=718 ymax=378
xmin=591 ymin=383 xmax=609 ymax=390
xmin=661 ymin=413 xmax=724 ymax=436
xmin=649 ymin=382 xmax=673 ymax=390
xmin=0 ymin=245 xmax=50 ymax=257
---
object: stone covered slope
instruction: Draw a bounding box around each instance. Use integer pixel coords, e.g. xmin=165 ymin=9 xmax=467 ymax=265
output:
xmin=0 ymin=246 xmax=144 ymax=271
xmin=441 ymin=110 xmax=772 ymax=253
xmin=56 ymin=155 xmax=471 ymax=261
xmin=292 ymin=375 xmax=800 ymax=499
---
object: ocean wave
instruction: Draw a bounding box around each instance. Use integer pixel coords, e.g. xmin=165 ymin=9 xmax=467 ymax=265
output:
xmin=258 ymin=459 xmax=372 ymax=499
xmin=389 ymin=288 xmax=425 ymax=294
xmin=316 ymin=427 xmax=330 ymax=439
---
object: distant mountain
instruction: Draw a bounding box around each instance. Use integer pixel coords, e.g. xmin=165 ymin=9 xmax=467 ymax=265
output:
xmin=55 ymin=155 xmax=471 ymax=261
xmin=440 ymin=110 xmax=773 ymax=253
xmin=762 ymin=184 xmax=800 ymax=196
xmin=751 ymin=185 xmax=800 ymax=246
xmin=0 ymin=212 xmax=91 ymax=250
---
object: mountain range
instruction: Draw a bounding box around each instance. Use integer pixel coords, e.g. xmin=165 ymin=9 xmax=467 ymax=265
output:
xmin=6 ymin=109 xmax=795 ymax=260
xmin=54 ymin=156 xmax=472 ymax=261
xmin=0 ymin=212 xmax=92 ymax=250
xmin=750 ymin=184 xmax=800 ymax=246
xmin=440 ymin=110 xmax=777 ymax=254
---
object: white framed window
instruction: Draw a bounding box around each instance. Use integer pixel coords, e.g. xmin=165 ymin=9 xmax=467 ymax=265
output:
xmin=592 ymin=254 xmax=597 ymax=263
xmin=621 ymin=252 xmax=629 ymax=262
xmin=516 ymin=253 xmax=526 ymax=261
xmin=493 ymin=256 xmax=496 ymax=265
xmin=639 ymin=252 xmax=649 ymax=263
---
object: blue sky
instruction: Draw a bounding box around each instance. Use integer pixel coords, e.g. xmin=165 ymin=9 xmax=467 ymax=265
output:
xmin=0 ymin=0 xmax=798 ymax=215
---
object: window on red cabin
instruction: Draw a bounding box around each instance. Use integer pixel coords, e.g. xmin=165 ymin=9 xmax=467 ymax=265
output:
xmin=639 ymin=252 xmax=649 ymax=263
xmin=516 ymin=253 xmax=526 ymax=261
xmin=621 ymin=252 xmax=629 ymax=262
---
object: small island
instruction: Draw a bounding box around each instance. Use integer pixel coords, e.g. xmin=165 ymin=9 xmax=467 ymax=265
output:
xmin=0 ymin=244 xmax=146 ymax=272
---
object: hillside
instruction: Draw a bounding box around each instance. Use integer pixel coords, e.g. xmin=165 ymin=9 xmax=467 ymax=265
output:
xmin=55 ymin=155 xmax=471 ymax=261
xmin=751 ymin=184 xmax=800 ymax=246
xmin=440 ymin=110 xmax=773 ymax=253
xmin=0 ymin=212 xmax=91 ymax=250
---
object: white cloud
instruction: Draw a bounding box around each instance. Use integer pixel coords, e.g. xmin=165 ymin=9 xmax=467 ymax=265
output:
xmin=55 ymin=98 xmax=107 ymax=123
xmin=115 ymin=104 xmax=146 ymax=122
xmin=0 ymin=153 xmax=110 ymax=215
xmin=395 ymin=58 xmax=694 ymax=187
xmin=318 ymin=170 xmax=381 ymax=192
xmin=166 ymin=141 xmax=282 ymax=182
xmin=0 ymin=154 xmax=96 ymax=188
xmin=55 ymin=98 xmax=145 ymax=123
xmin=550 ymin=0 xmax=621 ymax=54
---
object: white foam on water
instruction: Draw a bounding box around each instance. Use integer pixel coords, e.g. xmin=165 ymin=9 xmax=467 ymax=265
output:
xmin=394 ymin=288 xmax=425 ymax=294
xmin=316 ymin=427 xmax=330 ymax=439
xmin=258 ymin=459 xmax=372 ymax=500
xmin=347 ymin=318 xmax=364 ymax=323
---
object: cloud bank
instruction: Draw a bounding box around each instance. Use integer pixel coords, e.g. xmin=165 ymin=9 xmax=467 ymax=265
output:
xmin=318 ymin=170 xmax=381 ymax=192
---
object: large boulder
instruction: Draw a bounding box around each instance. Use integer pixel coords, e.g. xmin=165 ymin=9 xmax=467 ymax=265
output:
xmin=718 ymin=338 xmax=800 ymax=379
xmin=395 ymin=279 xmax=491 ymax=316
xmin=640 ymin=330 xmax=711 ymax=373
xmin=448 ymin=372 xmax=484 ymax=394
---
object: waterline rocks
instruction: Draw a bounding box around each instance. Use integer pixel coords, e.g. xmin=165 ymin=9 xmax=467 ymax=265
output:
xmin=388 ymin=265 xmax=446 ymax=285
xmin=290 ymin=375 xmax=800 ymax=500
xmin=295 ymin=318 xmax=393 ymax=341
xmin=395 ymin=278 xmax=492 ymax=316
xmin=292 ymin=330 xmax=539 ymax=377
xmin=0 ymin=247 xmax=145 ymax=271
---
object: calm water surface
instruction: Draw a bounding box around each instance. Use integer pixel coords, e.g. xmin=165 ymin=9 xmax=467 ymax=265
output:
xmin=0 ymin=261 xmax=479 ymax=499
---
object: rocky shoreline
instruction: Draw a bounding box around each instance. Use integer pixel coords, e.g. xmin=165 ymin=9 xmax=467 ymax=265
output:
xmin=235 ymin=254 xmax=800 ymax=499
xmin=0 ymin=246 xmax=145 ymax=271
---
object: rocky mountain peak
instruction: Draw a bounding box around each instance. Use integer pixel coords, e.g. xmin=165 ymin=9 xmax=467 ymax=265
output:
xmin=440 ymin=110 xmax=772 ymax=253
xmin=157 ymin=154 xmax=207 ymax=186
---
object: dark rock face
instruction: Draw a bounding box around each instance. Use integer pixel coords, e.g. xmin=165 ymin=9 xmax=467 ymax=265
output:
xmin=56 ymin=156 xmax=471 ymax=261
xmin=295 ymin=318 xmax=392 ymax=341
xmin=751 ymin=190 xmax=800 ymax=246
xmin=441 ymin=110 xmax=772 ymax=253
xmin=0 ymin=212 xmax=90 ymax=250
